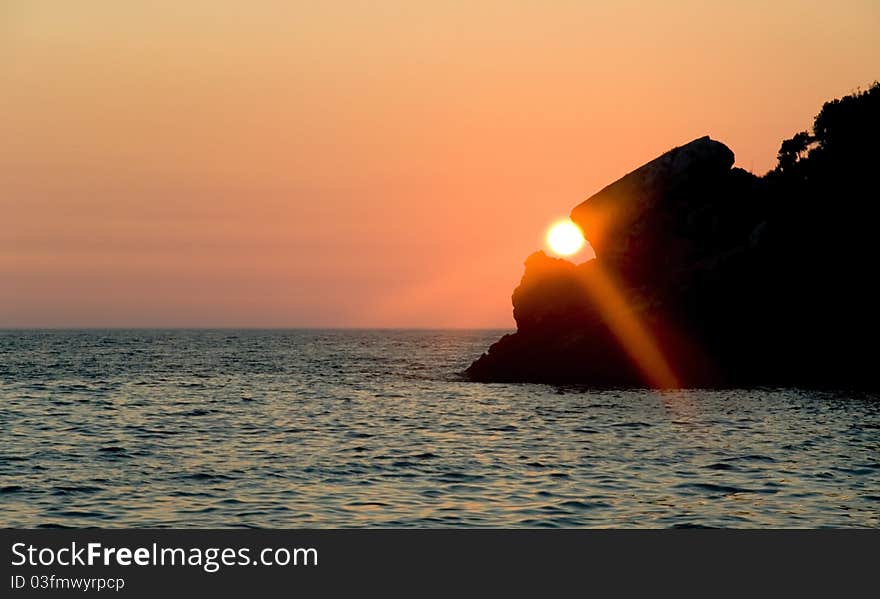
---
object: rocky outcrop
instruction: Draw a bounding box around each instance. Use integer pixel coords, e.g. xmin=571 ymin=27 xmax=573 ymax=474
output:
xmin=570 ymin=136 xmax=736 ymax=278
xmin=466 ymin=84 xmax=880 ymax=388
xmin=466 ymin=252 xmax=663 ymax=385
xmin=467 ymin=136 xmax=760 ymax=386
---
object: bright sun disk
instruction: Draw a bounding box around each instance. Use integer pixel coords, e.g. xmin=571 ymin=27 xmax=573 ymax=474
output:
xmin=546 ymin=220 xmax=585 ymax=256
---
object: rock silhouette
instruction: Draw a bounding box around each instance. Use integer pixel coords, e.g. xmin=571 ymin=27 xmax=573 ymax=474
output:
xmin=466 ymin=83 xmax=880 ymax=388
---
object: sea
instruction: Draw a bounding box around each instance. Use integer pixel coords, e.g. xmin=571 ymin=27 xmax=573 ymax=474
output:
xmin=1 ymin=329 xmax=878 ymax=528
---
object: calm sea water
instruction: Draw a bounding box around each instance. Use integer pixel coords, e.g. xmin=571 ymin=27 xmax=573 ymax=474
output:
xmin=1 ymin=329 xmax=878 ymax=528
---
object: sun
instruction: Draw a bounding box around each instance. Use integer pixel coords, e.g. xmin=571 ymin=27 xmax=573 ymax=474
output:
xmin=546 ymin=220 xmax=585 ymax=256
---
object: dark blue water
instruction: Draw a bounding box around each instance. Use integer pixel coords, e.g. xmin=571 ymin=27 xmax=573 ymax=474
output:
xmin=1 ymin=330 xmax=878 ymax=527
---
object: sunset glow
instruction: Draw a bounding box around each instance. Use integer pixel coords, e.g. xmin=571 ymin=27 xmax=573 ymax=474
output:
xmin=1 ymin=1 xmax=878 ymax=327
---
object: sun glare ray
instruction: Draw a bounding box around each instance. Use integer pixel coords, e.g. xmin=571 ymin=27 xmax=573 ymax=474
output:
xmin=578 ymin=264 xmax=679 ymax=389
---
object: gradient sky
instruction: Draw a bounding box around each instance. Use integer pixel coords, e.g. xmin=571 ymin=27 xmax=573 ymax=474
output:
xmin=2 ymin=1 xmax=878 ymax=327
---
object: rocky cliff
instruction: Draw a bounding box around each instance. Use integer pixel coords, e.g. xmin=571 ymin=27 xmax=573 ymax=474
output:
xmin=466 ymin=83 xmax=880 ymax=388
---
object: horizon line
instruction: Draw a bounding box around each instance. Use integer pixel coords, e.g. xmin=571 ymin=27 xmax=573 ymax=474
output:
xmin=0 ymin=326 xmax=515 ymax=331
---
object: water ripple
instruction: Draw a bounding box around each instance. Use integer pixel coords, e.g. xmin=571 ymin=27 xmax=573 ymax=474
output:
xmin=0 ymin=329 xmax=879 ymax=528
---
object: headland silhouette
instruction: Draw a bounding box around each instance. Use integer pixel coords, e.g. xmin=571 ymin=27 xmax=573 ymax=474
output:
xmin=467 ymin=83 xmax=880 ymax=388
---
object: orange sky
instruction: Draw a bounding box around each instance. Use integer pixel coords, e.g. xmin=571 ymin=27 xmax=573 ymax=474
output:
xmin=2 ymin=1 xmax=878 ymax=327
